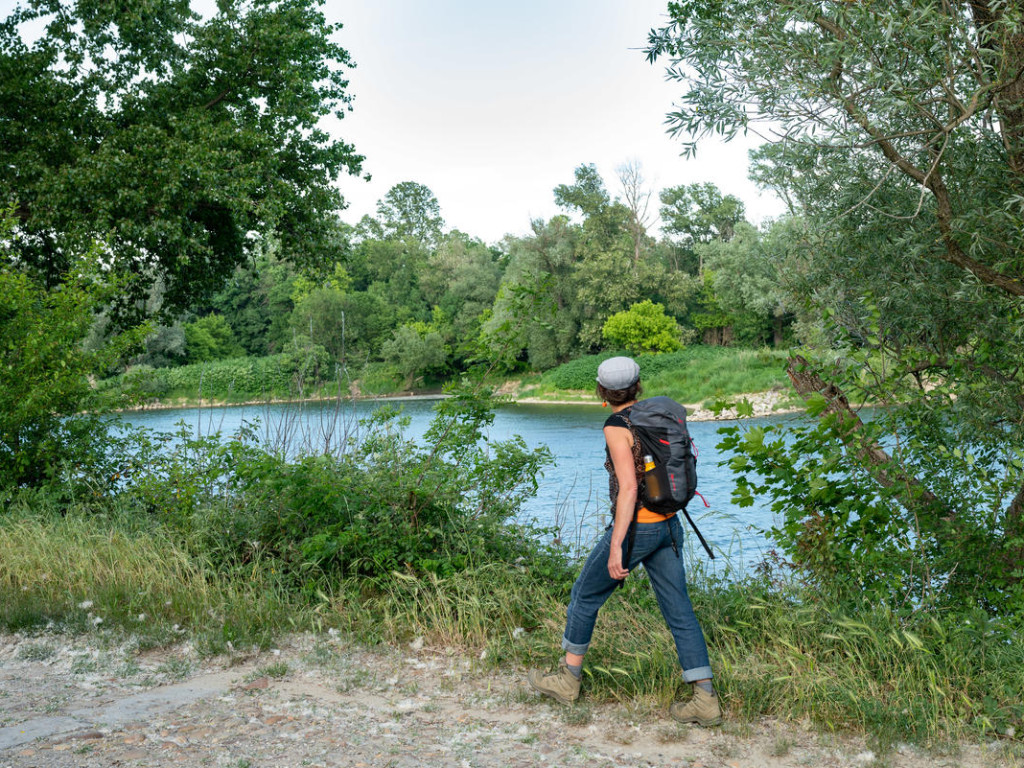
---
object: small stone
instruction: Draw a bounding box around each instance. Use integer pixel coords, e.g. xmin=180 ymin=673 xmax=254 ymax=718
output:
xmin=243 ymin=677 xmax=269 ymax=690
xmin=17 ymin=749 xmax=36 ymax=757
xmin=124 ymin=733 xmax=146 ymax=745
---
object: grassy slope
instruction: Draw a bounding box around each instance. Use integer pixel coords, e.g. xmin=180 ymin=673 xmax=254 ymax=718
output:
xmin=513 ymin=347 xmax=796 ymax=407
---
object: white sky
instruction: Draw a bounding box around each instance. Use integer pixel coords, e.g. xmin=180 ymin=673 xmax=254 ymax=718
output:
xmin=2 ymin=0 xmax=787 ymax=245
xmin=329 ymin=0 xmax=787 ymax=243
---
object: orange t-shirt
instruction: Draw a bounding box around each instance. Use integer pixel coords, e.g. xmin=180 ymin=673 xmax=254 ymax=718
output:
xmin=636 ymin=507 xmax=675 ymax=524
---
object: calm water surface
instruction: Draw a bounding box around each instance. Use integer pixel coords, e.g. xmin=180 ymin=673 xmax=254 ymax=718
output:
xmin=119 ymin=398 xmax=808 ymax=575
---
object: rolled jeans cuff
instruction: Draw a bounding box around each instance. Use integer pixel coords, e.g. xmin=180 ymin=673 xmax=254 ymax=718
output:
xmin=682 ymin=666 xmax=713 ymax=684
xmin=561 ymin=636 xmax=589 ymax=656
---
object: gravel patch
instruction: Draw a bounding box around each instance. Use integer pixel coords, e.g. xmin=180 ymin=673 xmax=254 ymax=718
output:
xmin=0 ymin=632 xmax=1017 ymax=767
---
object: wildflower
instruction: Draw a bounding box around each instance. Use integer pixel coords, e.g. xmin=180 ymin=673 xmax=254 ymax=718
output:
xmin=92 ymin=616 xmax=103 ymax=626
xmin=512 ymin=627 xmax=525 ymax=639
xmin=136 ymin=613 xmax=147 ymax=622
xmin=78 ymin=600 xmax=93 ymax=610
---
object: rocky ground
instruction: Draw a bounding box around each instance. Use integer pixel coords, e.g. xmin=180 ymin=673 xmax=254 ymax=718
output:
xmin=1 ymin=632 xmax=1018 ymax=768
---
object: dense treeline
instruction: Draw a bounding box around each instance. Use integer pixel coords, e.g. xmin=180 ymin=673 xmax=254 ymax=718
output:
xmin=134 ymin=169 xmax=797 ymax=392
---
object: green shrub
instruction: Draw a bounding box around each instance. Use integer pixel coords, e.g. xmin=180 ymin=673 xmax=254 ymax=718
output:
xmin=0 ymin=224 xmax=148 ymax=489
xmin=546 ymin=352 xmax=619 ymax=391
xmin=183 ymin=314 xmax=243 ymax=363
xmin=540 ymin=348 xmax=790 ymax=403
xmin=101 ymin=344 xmax=334 ymax=402
xmin=118 ymin=390 xmax=573 ymax=588
xmin=601 ymin=300 xmax=682 ymax=355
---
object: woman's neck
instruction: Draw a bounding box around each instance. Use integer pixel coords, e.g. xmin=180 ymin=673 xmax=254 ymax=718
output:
xmin=611 ymin=400 xmax=637 ymax=413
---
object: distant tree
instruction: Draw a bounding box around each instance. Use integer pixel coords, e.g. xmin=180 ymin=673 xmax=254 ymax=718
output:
xmin=696 ymin=221 xmax=793 ymax=346
xmin=0 ymin=0 xmax=363 ymax=320
xmin=183 ymin=314 xmax=243 ymax=364
xmin=484 ymin=217 xmax=581 ymax=371
xmin=420 ymin=233 xmax=503 ymax=365
xmin=554 ymin=164 xmax=611 ymax=219
xmin=291 ymin=288 xmax=389 ymax=363
xmin=381 ymin=322 xmax=447 ymax=389
xmin=138 ymin=323 xmax=188 ymax=368
xmin=373 ymin=182 xmax=445 ymax=249
xmin=616 ymin=160 xmax=656 ymax=265
xmin=659 ymin=183 xmax=746 ymax=273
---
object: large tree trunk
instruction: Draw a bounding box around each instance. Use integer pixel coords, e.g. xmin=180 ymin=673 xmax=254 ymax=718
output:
xmin=785 ymin=356 xmax=949 ymax=520
xmin=970 ymin=0 xmax=1024 ymax=176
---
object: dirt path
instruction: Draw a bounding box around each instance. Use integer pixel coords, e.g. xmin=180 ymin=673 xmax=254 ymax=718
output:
xmin=0 ymin=632 xmax=1016 ymax=768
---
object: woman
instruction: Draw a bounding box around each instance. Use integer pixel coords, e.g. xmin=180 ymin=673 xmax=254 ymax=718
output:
xmin=527 ymin=356 xmax=720 ymax=726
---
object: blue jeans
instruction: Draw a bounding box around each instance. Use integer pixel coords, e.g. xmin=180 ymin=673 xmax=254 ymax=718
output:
xmin=561 ymin=515 xmax=713 ymax=683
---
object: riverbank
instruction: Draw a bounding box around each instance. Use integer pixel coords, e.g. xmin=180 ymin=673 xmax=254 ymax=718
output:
xmin=1 ymin=631 xmax=1014 ymax=768
xmin=104 ymin=346 xmax=800 ymax=419
xmin=115 ymin=387 xmax=802 ymax=422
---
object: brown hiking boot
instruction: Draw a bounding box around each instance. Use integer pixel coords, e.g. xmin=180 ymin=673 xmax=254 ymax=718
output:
xmin=527 ymin=660 xmax=581 ymax=705
xmin=669 ymin=686 xmax=722 ymax=726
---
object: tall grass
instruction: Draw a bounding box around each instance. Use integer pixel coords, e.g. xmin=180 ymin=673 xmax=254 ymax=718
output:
xmin=3 ymin=503 xmax=1022 ymax=750
xmin=0 ymin=508 xmax=300 ymax=650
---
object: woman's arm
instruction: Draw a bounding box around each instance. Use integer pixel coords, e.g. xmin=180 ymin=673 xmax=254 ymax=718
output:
xmin=604 ymin=425 xmax=638 ymax=581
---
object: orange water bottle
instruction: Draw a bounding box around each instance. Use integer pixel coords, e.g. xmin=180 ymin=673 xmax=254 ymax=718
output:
xmin=643 ymin=454 xmax=665 ymax=502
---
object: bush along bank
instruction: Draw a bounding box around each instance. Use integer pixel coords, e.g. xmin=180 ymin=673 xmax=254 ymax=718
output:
xmin=1 ymin=387 xmax=1022 ymax=752
xmin=95 ymin=344 xmax=338 ymax=407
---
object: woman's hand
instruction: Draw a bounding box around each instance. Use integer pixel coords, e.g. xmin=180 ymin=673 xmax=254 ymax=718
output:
xmin=608 ymin=546 xmax=629 ymax=581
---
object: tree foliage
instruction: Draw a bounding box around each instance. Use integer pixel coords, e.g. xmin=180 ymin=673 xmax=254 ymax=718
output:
xmin=0 ymin=0 xmax=363 ymax=319
xmin=601 ymin=300 xmax=682 ymax=355
xmin=648 ymin=1 xmax=1024 ymax=608
xmin=372 ymin=181 xmax=445 ymax=249
xmin=0 ymin=216 xmax=147 ymax=488
xmin=183 ymin=314 xmax=243 ymax=364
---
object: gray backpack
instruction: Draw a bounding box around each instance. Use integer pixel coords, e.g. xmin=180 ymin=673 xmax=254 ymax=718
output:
xmin=621 ymin=397 xmax=714 ymax=565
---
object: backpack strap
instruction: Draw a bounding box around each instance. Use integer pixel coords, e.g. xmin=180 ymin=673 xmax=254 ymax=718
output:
xmin=616 ymin=410 xmax=642 ymax=589
xmin=682 ymin=507 xmax=715 ymax=560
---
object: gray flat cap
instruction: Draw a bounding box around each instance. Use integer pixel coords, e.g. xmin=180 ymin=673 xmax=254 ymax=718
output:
xmin=596 ymin=356 xmax=640 ymax=390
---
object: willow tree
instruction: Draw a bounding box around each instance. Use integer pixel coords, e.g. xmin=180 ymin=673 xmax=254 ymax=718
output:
xmin=648 ymin=2 xmax=1024 ymax=608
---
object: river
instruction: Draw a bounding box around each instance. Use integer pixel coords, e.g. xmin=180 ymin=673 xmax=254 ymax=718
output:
xmin=118 ymin=398 xmax=806 ymax=576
